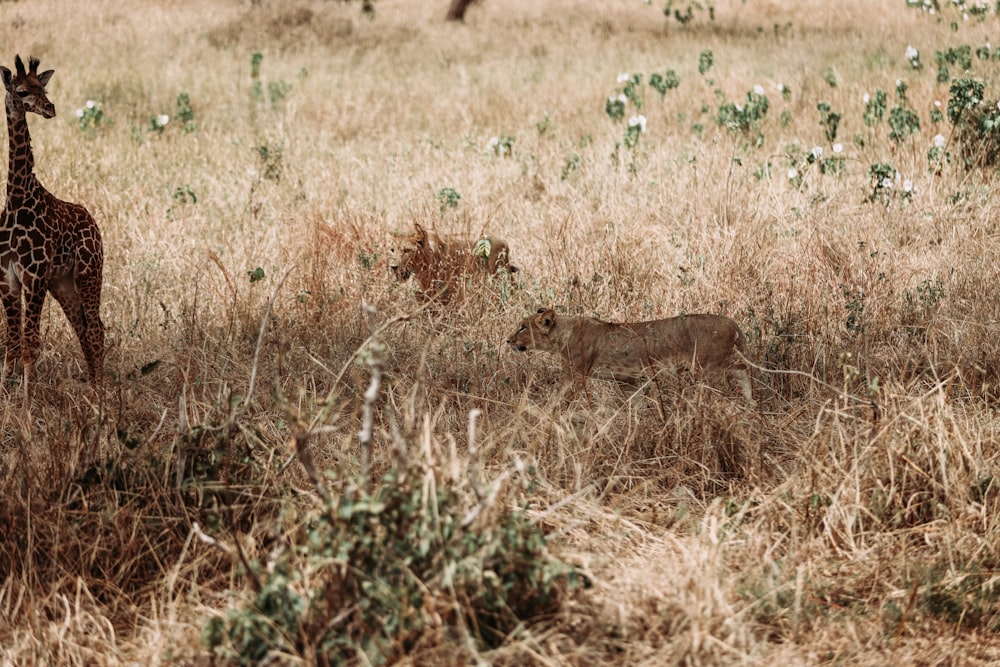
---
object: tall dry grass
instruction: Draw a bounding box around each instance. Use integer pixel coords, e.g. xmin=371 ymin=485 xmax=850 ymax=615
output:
xmin=0 ymin=0 xmax=1000 ymax=664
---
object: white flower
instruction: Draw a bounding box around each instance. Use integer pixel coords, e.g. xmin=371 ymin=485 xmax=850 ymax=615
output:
xmin=934 ymin=100 xmax=942 ymax=107
xmin=811 ymin=146 xmax=823 ymax=159
xmin=996 ymin=100 xmax=1000 ymax=111
xmin=903 ymin=179 xmax=914 ymax=192
xmin=85 ymin=100 xmax=95 ymax=109
xmin=617 ymin=93 xmax=627 ymax=104
xmin=777 ymin=83 xmax=785 ymax=93
xmin=934 ymin=133 xmax=946 ymax=148
xmin=881 ymin=177 xmax=893 ymax=189
xmin=753 ymin=84 xmax=765 ymax=96
xmin=487 ymin=136 xmax=506 ymax=156
xmin=863 ymin=93 xmax=871 ymax=104
xmin=74 ymin=108 xmax=84 ymax=118
xmin=157 ymin=114 xmax=169 ymax=126
xmin=833 ymin=143 xmax=844 ymax=153
xmin=628 ymin=114 xmax=647 ymax=132
xmin=905 ymin=45 xmax=919 ymax=62
xmin=735 ymin=103 xmax=743 ymax=112
xmin=787 ymin=167 xmax=798 ymax=180
xmin=617 ymin=72 xmax=630 ymax=83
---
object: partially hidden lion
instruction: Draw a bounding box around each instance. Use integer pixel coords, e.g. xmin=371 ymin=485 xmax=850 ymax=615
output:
xmin=389 ymin=222 xmax=517 ymax=299
xmin=507 ymin=308 xmax=756 ymax=406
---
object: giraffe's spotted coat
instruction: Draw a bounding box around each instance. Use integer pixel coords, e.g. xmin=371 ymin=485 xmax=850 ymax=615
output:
xmin=0 ymin=55 xmax=104 ymax=385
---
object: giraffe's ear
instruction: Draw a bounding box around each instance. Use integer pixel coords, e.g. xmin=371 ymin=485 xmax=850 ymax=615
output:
xmin=38 ymin=69 xmax=54 ymax=88
xmin=0 ymin=67 xmax=11 ymax=89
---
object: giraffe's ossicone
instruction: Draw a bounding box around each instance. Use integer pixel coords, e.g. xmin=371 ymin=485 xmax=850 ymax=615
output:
xmin=0 ymin=55 xmax=105 ymax=386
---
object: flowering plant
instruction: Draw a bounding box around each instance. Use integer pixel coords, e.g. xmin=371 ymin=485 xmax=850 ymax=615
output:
xmin=74 ymin=100 xmax=108 ymax=132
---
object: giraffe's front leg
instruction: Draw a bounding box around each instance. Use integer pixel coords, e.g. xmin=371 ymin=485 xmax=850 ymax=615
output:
xmin=0 ymin=277 xmax=22 ymax=375
xmin=20 ymin=280 xmax=47 ymax=383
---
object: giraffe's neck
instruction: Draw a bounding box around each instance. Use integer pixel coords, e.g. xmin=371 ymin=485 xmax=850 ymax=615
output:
xmin=5 ymin=95 xmax=38 ymax=200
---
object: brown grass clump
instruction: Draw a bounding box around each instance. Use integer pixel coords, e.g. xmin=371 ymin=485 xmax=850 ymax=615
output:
xmin=952 ymin=95 xmax=1000 ymax=171
xmin=4 ymin=0 xmax=1000 ymax=664
xmin=206 ymin=3 xmax=357 ymax=53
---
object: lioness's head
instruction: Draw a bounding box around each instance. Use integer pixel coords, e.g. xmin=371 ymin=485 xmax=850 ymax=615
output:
xmin=388 ymin=223 xmax=430 ymax=281
xmin=507 ymin=308 xmax=556 ymax=352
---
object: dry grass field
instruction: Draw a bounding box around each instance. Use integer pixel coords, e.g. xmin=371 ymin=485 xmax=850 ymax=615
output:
xmin=3 ymin=0 xmax=1000 ymax=664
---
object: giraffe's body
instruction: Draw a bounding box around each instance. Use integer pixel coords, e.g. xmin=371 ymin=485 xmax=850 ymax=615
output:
xmin=0 ymin=55 xmax=104 ymax=385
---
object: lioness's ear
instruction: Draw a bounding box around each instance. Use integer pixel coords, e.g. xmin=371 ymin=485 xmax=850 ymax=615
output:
xmin=535 ymin=308 xmax=556 ymax=332
xmin=413 ymin=223 xmax=427 ymax=245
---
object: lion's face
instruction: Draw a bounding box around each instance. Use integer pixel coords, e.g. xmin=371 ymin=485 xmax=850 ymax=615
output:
xmin=507 ymin=308 xmax=556 ymax=352
xmin=388 ymin=226 xmax=428 ymax=282
xmin=388 ymin=242 xmax=418 ymax=281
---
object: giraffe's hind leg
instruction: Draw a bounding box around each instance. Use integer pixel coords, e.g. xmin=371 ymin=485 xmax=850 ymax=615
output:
xmin=52 ymin=274 xmax=103 ymax=384
xmin=79 ymin=271 xmax=105 ymax=385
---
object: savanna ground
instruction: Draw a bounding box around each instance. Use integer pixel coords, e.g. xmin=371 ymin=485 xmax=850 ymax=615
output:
xmin=2 ymin=0 xmax=1000 ymax=664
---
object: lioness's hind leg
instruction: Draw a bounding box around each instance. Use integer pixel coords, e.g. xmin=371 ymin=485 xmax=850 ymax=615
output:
xmin=730 ymin=368 xmax=757 ymax=409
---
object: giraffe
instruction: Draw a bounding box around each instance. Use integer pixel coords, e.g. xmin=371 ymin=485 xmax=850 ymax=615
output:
xmin=0 ymin=55 xmax=104 ymax=386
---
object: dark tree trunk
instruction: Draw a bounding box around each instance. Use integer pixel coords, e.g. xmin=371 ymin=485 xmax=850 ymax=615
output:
xmin=445 ymin=0 xmax=477 ymax=21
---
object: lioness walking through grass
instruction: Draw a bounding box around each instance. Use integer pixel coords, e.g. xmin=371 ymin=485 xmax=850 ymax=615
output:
xmin=507 ymin=308 xmax=756 ymax=407
xmin=389 ymin=222 xmax=516 ymax=300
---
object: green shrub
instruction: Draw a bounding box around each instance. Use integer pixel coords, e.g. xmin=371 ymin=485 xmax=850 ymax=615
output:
xmin=203 ymin=461 xmax=586 ymax=664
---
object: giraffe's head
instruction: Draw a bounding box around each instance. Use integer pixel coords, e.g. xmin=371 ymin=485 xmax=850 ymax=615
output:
xmin=0 ymin=55 xmax=55 ymax=118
